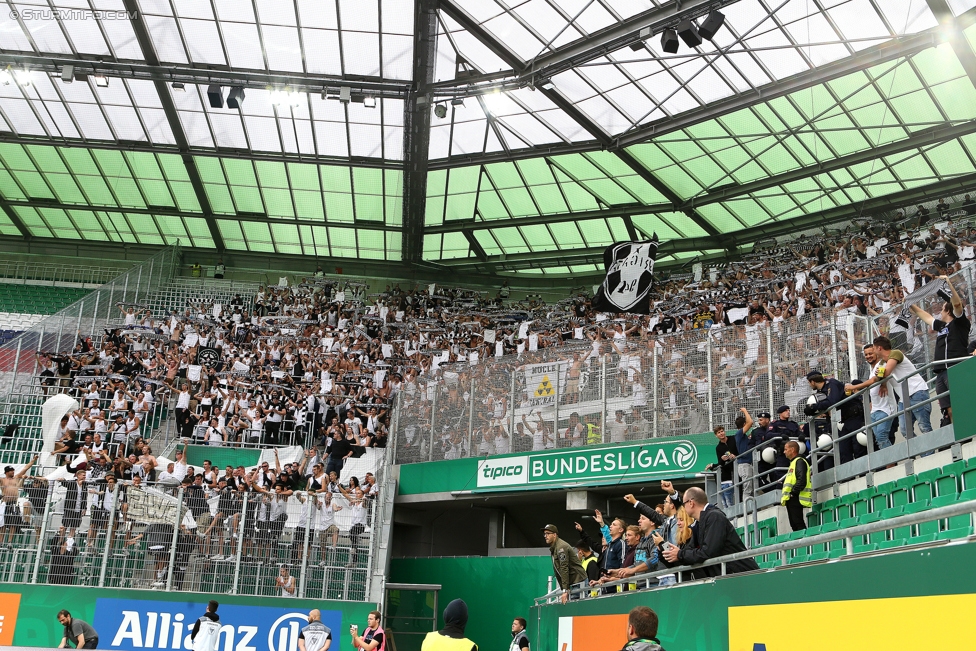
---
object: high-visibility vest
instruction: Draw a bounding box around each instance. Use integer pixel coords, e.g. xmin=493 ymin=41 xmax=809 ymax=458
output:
xmin=782 ymin=456 xmax=812 ymax=507
xmin=421 ymin=632 xmax=478 ymax=651
xmin=580 ymin=555 xmax=599 ymax=597
xmin=586 ymin=423 xmax=601 ymax=445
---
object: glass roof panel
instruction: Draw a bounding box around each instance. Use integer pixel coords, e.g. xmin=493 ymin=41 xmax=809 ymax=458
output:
xmin=139 ymin=0 xmax=414 ymax=79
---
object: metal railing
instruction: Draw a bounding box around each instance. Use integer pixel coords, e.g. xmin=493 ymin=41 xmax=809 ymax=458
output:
xmin=0 ymin=244 xmax=182 ymax=400
xmin=535 ymin=497 xmax=976 ymax=604
xmin=0 ymin=480 xmax=378 ymax=601
xmin=391 ymin=308 xmax=861 ymax=464
xmin=0 ymin=260 xmax=134 ymax=287
xmin=706 ymin=355 xmax=973 ymax=523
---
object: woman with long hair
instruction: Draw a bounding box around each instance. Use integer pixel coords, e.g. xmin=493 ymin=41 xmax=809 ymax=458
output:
xmin=653 ymin=505 xmax=695 ymax=584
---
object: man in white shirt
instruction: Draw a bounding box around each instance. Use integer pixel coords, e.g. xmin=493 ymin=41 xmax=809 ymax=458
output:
xmin=846 ymin=343 xmax=898 ymax=449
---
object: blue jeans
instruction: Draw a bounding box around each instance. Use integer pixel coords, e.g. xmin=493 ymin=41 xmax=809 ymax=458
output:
xmin=898 ymin=390 xmax=932 ymax=435
xmin=720 ymin=481 xmax=734 ymax=508
xmin=870 ymin=410 xmax=892 ymax=449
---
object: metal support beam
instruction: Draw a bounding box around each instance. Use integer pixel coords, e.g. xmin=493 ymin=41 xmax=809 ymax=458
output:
xmin=0 ymin=199 xmax=31 ymax=240
xmin=925 ymin=1 xmax=976 ymax=90
xmin=0 ymin=133 xmax=401 ymax=170
xmin=611 ymin=29 xmax=945 ymax=149
xmin=685 ymin=119 xmax=976 ymax=209
xmin=463 ymin=230 xmax=488 ymax=262
xmin=622 ymin=216 xmax=640 ymax=242
xmin=0 ymin=198 xmax=400 ymax=232
xmin=120 ymin=0 xmax=224 ymax=252
xmin=445 ymin=171 xmax=976 ymax=271
xmin=402 ymin=0 xmax=438 ymax=263
xmin=0 ymin=52 xmax=409 ymax=99
xmin=425 ymin=203 xmax=670 ymax=234
xmin=437 ymin=0 xmax=743 ymax=89
xmin=437 ymin=3 xmax=723 ymax=238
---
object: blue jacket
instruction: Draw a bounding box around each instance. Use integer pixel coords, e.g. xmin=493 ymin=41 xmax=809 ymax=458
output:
xmin=600 ymin=524 xmax=625 ymax=570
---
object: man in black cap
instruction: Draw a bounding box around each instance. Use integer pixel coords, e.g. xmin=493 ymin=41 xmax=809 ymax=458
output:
xmin=421 ymin=599 xmax=477 ymax=651
xmin=765 ymin=405 xmax=803 ymax=489
xmin=543 ymin=524 xmax=586 ymax=604
xmin=751 ymin=411 xmax=774 ymax=490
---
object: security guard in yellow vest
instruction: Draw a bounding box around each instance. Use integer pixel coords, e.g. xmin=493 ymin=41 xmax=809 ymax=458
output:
xmin=421 ymin=599 xmax=477 ymax=651
xmin=586 ymin=417 xmax=602 ymax=445
xmin=781 ymin=440 xmax=811 ymax=533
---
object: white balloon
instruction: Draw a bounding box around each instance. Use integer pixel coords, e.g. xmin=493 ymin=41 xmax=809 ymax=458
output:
xmin=796 ymin=441 xmax=806 ymax=455
xmin=806 ymin=394 xmax=818 ymax=406
xmin=817 ymin=434 xmax=832 ymax=449
xmin=762 ymin=447 xmax=776 ymax=464
xmin=856 ymin=432 xmax=868 ymax=447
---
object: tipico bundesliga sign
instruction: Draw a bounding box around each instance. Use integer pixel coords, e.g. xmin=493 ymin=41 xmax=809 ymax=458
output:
xmin=475 ymin=440 xmax=701 ymax=490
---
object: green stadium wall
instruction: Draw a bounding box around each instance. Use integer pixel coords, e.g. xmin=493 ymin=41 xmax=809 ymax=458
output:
xmin=532 ymin=540 xmax=976 ymax=651
xmin=389 ymin=556 xmax=552 ymax=651
xmin=0 ymin=583 xmax=377 ymax=650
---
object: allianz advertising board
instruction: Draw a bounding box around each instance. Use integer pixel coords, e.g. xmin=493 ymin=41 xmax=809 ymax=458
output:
xmin=476 ymin=440 xmax=700 ymax=490
xmin=92 ymin=598 xmax=341 ymax=651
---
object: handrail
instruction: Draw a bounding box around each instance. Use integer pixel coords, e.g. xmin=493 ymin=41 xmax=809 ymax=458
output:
xmin=535 ymin=497 xmax=976 ymax=604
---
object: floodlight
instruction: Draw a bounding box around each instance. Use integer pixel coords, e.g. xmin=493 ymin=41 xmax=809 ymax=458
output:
xmin=61 ymin=65 xmax=74 ymax=83
xmin=227 ymin=86 xmax=245 ymax=109
xmin=14 ymin=69 xmax=32 ymax=86
xmin=699 ymin=11 xmax=726 ymax=41
xmin=433 ymin=103 xmax=447 ymax=119
xmin=207 ymin=84 xmax=224 ymax=108
xmin=661 ymin=28 xmax=679 ymax=54
xmin=451 ymin=97 xmax=464 ymax=107
xmin=363 ymin=95 xmax=376 ymax=108
xmin=92 ymin=73 xmax=109 ymax=88
xmin=171 ymin=82 xmax=185 ymax=92
xmin=339 ymin=87 xmax=351 ymax=103
xmin=677 ymin=19 xmax=702 ymax=48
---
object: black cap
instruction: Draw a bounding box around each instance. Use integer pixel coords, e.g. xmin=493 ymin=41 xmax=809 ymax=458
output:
xmin=756 ymin=411 xmax=771 ymax=419
xmin=806 ymin=371 xmax=825 ymax=382
xmin=777 ymin=405 xmax=790 ymax=415
xmin=542 ymin=524 xmax=559 ymax=534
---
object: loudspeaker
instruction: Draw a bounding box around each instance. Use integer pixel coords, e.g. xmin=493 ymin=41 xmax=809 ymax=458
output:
xmin=677 ymin=19 xmax=702 ymax=48
xmin=227 ymin=86 xmax=245 ymax=109
xmin=661 ymin=28 xmax=679 ymax=54
xmin=699 ymin=11 xmax=725 ymax=40
xmin=207 ymin=84 xmax=223 ymax=108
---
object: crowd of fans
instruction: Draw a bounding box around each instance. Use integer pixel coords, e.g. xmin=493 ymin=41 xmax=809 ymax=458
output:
xmin=2 ymin=192 xmax=974 ymax=593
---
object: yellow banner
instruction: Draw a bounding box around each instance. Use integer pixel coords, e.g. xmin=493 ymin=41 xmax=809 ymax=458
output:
xmin=729 ymin=594 xmax=976 ymax=651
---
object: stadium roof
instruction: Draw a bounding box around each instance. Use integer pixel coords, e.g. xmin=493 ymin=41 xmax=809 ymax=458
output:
xmin=1 ymin=0 xmax=976 ymax=277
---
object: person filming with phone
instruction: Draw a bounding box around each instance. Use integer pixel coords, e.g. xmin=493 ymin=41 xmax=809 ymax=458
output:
xmin=350 ymin=611 xmax=384 ymax=651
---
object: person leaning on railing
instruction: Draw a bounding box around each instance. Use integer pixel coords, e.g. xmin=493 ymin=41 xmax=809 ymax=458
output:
xmin=660 ymin=487 xmax=759 ymax=579
xmin=908 ymin=275 xmax=970 ymax=426
xmin=542 ymin=524 xmax=587 ymax=605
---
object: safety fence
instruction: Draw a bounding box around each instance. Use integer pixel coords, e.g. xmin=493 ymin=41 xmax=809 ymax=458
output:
xmin=391 ymin=308 xmax=871 ymax=464
xmin=0 ymin=479 xmax=378 ymax=602
xmin=0 ymin=244 xmax=182 ymax=398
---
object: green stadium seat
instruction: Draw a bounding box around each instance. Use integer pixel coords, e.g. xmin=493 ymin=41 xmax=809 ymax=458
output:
xmin=787 ymin=553 xmax=808 ymax=565
xmin=879 ymin=506 xmax=904 ymax=520
xmin=853 ymin=543 xmax=878 ymax=554
xmin=895 ymin=476 xmax=916 ymax=490
xmin=878 ymin=539 xmax=908 ymax=550
xmin=961 ymin=467 xmax=976 ymax=492
xmin=936 ymin=526 xmax=974 ymax=541
xmin=909 ymin=533 xmax=938 ymax=545
xmin=807 ymin=551 xmax=829 ymax=562
xmin=828 ymin=548 xmax=847 ymax=559
xmin=902 ymin=500 xmax=930 ymax=515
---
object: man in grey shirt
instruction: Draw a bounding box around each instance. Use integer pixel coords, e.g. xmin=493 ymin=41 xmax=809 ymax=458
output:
xmin=57 ymin=610 xmax=98 ymax=648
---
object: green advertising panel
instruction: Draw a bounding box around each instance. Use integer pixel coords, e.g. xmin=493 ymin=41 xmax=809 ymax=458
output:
xmin=948 ymin=356 xmax=976 ymax=441
xmin=532 ymin=541 xmax=976 ymax=651
xmin=184 ymin=445 xmax=262 ymax=469
xmin=0 ymin=583 xmax=377 ymax=650
xmin=397 ymin=433 xmax=716 ymax=496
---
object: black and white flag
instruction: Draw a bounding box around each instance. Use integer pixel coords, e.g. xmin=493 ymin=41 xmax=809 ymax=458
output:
xmin=592 ymin=234 xmax=659 ymax=314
